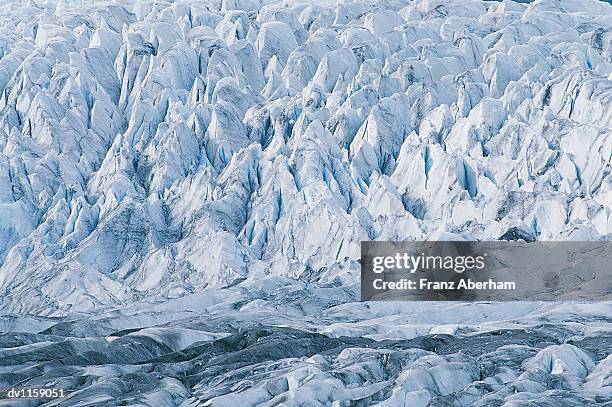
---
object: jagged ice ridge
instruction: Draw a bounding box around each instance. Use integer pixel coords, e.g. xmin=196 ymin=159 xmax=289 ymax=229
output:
xmin=0 ymin=0 xmax=611 ymax=405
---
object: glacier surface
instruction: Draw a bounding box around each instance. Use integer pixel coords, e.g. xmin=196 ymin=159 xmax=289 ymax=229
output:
xmin=0 ymin=0 xmax=610 ymax=405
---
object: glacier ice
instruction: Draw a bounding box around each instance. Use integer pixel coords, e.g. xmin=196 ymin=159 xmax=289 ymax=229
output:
xmin=0 ymin=0 xmax=610 ymax=405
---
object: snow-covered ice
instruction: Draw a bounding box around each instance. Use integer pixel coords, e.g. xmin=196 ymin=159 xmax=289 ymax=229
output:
xmin=0 ymin=0 xmax=610 ymax=405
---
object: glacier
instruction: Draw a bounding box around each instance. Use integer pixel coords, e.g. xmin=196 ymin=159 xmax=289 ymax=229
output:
xmin=0 ymin=0 xmax=610 ymax=405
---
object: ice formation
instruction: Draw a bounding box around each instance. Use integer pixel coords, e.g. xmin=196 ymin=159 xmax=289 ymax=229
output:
xmin=0 ymin=0 xmax=610 ymax=405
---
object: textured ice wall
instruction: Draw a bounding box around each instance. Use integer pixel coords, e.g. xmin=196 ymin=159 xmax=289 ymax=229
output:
xmin=0 ymin=0 xmax=610 ymax=316
xmin=0 ymin=0 xmax=610 ymax=405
